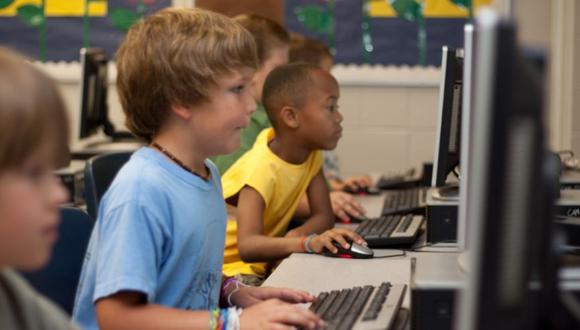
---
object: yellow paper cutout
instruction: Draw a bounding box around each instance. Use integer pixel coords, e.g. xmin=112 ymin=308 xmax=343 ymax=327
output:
xmin=0 ymin=0 xmax=107 ymax=17
xmin=370 ymin=0 xmax=494 ymax=18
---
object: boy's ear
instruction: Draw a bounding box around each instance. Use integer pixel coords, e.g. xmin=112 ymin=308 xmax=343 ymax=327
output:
xmin=170 ymin=104 xmax=193 ymax=120
xmin=280 ymin=106 xmax=299 ymax=129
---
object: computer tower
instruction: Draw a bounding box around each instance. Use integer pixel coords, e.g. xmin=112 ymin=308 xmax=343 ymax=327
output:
xmin=411 ymin=253 xmax=465 ymax=330
xmin=426 ymin=188 xmax=459 ymax=244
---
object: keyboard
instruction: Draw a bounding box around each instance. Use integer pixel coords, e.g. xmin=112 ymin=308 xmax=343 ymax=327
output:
xmin=376 ymin=174 xmax=419 ymax=190
xmin=382 ymin=187 xmax=428 ymax=216
xmin=355 ymin=214 xmax=424 ymax=247
xmin=309 ymin=282 xmax=406 ymax=330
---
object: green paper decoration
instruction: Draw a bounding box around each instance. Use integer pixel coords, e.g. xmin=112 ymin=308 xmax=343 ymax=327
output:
xmin=390 ymin=0 xmax=422 ymax=21
xmin=110 ymin=8 xmax=140 ymax=31
xmin=110 ymin=0 xmax=150 ymax=32
xmin=16 ymin=2 xmax=46 ymax=62
xmin=83 ymin=0 xmax=106 ymax=48
xmin=451 ymin=0 xmax=471 ymax=8
xmin=294 ymin=5 xmax=332 ymax=34
xmin=0 ymin=0 xmax=14 ymax=10
xmin=389 ymin=0 xmax=426 ymax=66
xmin=294 ymin=2 xmax=335 ymax=55
xmin=361 ymin=0 xmax=373 ymax=63
xmin=451 ymin=0 xmax=473 ymax=19
xmin=17 ymin=4 xmax=44 ymax=27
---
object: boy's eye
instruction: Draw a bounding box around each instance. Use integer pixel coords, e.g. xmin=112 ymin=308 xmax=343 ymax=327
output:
xmin=230 ymin=85 xmax=245 ymax=94
xmin=327 ymin=105 xmax=339 ymax=112
xmin=21 ymin=163 xmax=53 ymax=183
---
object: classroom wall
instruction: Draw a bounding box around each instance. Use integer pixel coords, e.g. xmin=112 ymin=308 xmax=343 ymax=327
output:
xmin=39 ymin=0 xmax=574 ymax=176
xmin=38 ymin=62 xmax=440 ymax=176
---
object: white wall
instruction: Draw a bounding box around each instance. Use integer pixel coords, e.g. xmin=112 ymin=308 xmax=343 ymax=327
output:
xmin=38 ymin=62 xmax=441 ymax=176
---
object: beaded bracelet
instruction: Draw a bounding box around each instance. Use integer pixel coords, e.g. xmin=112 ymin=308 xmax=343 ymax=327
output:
xmin=300 ymin=236 xmax=308 ymax=253
xmin=209 ymin=307 xmax=220 ymax=330
xmin=304 ymin=234 xmax=317 ymax=253
xmin=220 ymin=308 xmax=228 ymax=330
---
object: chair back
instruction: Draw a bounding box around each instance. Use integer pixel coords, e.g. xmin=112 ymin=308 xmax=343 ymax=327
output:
xmin=84 ymin=151 xmax=132 ymax=219
xmin=19 ymin=207 xmax=93 ymax=315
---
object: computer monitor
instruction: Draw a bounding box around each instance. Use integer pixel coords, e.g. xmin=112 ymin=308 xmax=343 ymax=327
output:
xmin=456 ymin=10 xmax=560 ymax=330
xmin=431 ymin=46 xmax=464 ymax=189
xmin=457 ymin=23 xmax=476 ymax=249
xmin=79 ymin=48 xmax=133 ymax=141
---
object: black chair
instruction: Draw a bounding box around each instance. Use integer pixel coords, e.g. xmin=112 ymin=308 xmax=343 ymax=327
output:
xmin=84 ymin=151 xmax=132 ymax=220
xmin=19 ymin=207 xmax=93 ymax=315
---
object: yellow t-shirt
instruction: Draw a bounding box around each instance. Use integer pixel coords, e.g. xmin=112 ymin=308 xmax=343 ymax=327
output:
xmin=222 ymin=128 xmax=323 ymax=277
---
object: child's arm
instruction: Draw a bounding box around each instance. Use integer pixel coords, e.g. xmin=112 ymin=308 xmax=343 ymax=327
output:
xmin=237 ymin=186 xmax=310 ymax=261
xmin=288 ymin=170 xmax=334 ymax=235
xmin=236 ymin=171 xmax=365 ymax=261
xmin=287 ymin=170 xmax=367 ymax=253
xmin=96 ymin=291 xmax=322 ymax=330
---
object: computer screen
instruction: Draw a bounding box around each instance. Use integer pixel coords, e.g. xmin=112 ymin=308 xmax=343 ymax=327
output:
xmin=456 ymin=10 xmax=560 ymax=330
xmin=431 ymin=46 xmax=464 ymax=188
xmin=79 ymin=48 xmax=109 ymax=139
xmin=79 ymin=48 xmax=133 ymax=141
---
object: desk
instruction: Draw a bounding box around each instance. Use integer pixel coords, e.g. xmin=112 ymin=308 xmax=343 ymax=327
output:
xmin=263 ymin=252 xmax=412 ymax=308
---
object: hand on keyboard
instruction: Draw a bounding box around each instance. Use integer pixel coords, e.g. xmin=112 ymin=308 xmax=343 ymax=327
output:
xmin=240 ymin=298 xmax=324 ymax=329
xmin=329 ymin=191 xmax=366 ymax=223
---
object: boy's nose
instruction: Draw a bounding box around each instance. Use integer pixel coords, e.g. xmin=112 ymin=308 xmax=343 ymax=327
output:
xmin=246 ymin=95 xmax=257 ymax=115
xmin=51 ymin=175 xmax=69 ymax=205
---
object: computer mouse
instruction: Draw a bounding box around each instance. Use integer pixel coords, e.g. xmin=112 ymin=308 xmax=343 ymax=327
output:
xmin=343 ymin=185 xmax=382 ymax=196
xmin=323 ymin=241 xmax=374 ymax=259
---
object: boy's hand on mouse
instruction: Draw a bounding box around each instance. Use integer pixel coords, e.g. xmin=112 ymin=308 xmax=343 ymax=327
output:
xmin=240 ymin=298 xmax=324 ymax=330
xmin=308 ymin=228 xmax=366 ymax=254
xmin=343 ymin=175 xmax=373 ymax=191
xmin=330 ymin=191 xmax=366 ymax=222
xmin=232 ymin=285 xmax=315 ymax=308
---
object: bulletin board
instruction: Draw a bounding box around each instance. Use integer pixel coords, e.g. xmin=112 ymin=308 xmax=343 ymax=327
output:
xmin=0 ymin=0 xmax=170 ymax=62
xmin=0 ymin=0 xmax=494 ymax=65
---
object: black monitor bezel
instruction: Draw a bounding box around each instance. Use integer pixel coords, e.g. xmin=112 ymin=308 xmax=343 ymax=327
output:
xmin=432 ymin=46 xmax=464 ymax=188
xmin=79 ymin=48 xmax=109 ymax=140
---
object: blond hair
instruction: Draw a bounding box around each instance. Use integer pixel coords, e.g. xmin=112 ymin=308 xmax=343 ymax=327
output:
xmin=0 ymin=48 xmax=69 ymax=170
xmin=234 ymin=14 xmax=290 ymax=67
xmin=116 ymin=8 xmax=258 ymax=142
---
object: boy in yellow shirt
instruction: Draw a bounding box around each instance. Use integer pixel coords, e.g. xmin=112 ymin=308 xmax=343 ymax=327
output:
xmin=222 ymin=63 xmax=366 ymax=283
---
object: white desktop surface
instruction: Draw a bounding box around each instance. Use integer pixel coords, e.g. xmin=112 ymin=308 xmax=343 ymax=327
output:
xmin=354 ymin=193 xmax=387 ymax=218
xmin=263 ymin=252 xmax=412 ymax=308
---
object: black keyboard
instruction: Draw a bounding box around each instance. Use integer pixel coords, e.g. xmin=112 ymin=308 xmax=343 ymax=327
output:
xmin=309 ymin=282 xmax=406 ymax=330
xmin=355 ymin=214 xmax=424 ymax=247
xmin=376 ymin=174 xmax=419 ymax=190
xmin=382 ymin=188 xmax=428 ymax=216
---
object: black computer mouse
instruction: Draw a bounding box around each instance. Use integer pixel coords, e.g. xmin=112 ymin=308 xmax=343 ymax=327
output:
xmin=343 ymin=185 xmax=382 ymax=196
xmin=323 ymin=241 xmax=374 ymax=259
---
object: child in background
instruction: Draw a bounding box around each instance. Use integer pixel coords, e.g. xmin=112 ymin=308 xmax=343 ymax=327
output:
xmin=289 ymin=35 xmax=374 ymax=194
xmin=212 ymin=14 xmax=365 ymax=222
xmin=222 ymin=63 xmax=367 ymax=284
xmin=0 ymin=48 xmax=76 ymax=329
xmin=72 ymin=9 xmax=322 ymax=330
xmin=212 ymin=13 xmax=290 ymax=175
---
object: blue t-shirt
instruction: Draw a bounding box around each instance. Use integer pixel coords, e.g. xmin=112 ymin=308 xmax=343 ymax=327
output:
xmin=72 ymin=147 xmax=226 ymax=330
